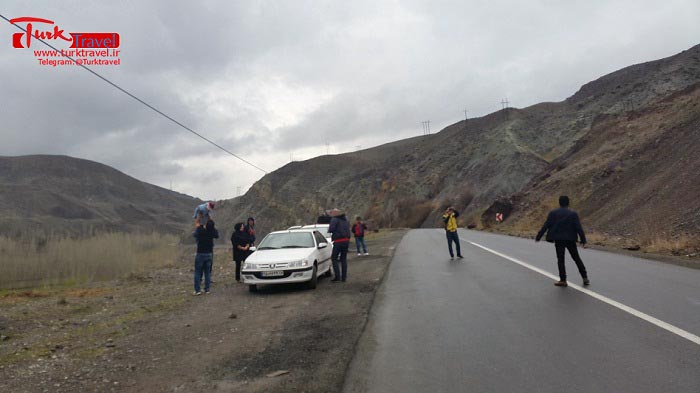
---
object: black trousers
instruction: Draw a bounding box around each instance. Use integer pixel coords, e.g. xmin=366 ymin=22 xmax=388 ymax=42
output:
xmin=554 ymin=240 xmax=588 ymax=281
xmin=233 ymin=259 xmax=243 ymax=281
xmin=446 ymin=231 xmax=461 ymax=257
xmin=331 ymin=241 xmax=349 ymax=280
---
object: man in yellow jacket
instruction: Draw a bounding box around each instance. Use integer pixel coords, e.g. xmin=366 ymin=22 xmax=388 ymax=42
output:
xmin=442 ymin=207 xmax=463 ymax=259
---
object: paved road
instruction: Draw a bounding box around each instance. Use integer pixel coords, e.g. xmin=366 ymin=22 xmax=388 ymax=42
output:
xmin=344 ymin=229 xmax=700 ymax=393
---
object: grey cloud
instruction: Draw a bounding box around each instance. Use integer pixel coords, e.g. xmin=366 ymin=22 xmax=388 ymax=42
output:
xmin=1 ymin=0 xmax=699 ymax=199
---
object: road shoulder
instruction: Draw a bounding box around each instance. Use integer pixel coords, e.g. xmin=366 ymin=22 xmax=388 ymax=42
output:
xmin=0 ymin=229 xmax=407 ymax=393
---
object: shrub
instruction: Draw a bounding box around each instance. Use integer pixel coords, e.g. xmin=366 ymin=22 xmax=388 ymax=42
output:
xmin=0 ymin=233 xmax=179 ymax=289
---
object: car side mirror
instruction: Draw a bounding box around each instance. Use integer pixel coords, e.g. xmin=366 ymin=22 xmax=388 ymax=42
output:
xmin=249 ymin=246 xmax=257 ymax=252
xmin=318 ymin=242 xmax=328 ymax=249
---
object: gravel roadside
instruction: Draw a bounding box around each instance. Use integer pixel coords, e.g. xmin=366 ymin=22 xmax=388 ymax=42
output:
xmin=0 ymin=229 xmax=407 ymax=392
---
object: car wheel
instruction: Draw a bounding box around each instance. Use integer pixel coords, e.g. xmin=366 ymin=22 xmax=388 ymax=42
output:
xmin=248 ymin=284 xmax=258 ymax=293
xmin=307 ymin=263 xmax=318 ymax=289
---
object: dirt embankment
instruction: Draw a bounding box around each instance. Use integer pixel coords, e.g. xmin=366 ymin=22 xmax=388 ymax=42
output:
xmin=0 ymin=229 xmax=407 ymax=393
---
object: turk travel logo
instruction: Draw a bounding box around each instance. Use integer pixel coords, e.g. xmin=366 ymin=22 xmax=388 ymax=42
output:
xmin=10 ymin=16 xmax=121 ymax=67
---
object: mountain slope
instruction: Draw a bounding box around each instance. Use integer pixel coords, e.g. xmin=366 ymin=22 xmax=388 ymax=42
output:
xmin=488 ymin=82 xmax=700 ymax=248
xmin=218 ymin=44 xmax=700 ymax=245
xmin=0 ymin=155 xmax=201 ymax=237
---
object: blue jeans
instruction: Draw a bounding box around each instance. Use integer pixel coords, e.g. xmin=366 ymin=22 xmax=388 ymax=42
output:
xmin=355 ymin=236 xmax=367 ymax=254
xmin=446 ymin=231 xmax=461 ymax=257
xmin=194 ymin=253 xmax=213 ymax=292
xmin=332 ymin=241 xmax=349 ymax=280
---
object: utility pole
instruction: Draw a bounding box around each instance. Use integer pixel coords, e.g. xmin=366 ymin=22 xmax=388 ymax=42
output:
xmin=501 ymin=98 xmax=510 ymax=120
xmin=421 ymin=120 xmax=431 ymax=136
xmin=463 ymin=109 xmax=468 ymax=130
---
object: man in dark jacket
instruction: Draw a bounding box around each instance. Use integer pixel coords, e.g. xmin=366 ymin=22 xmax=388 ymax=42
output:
xmin=328 ymin=208 xmax=351 ymax=282
xmin=536 ymin=196 xmax=589 ymax=287
xmin=193 ymin=219 xmax=219 ymax=295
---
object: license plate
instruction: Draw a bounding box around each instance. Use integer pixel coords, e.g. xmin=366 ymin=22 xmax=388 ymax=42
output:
xmin=261 ymin=270 xmax=284 ymax=277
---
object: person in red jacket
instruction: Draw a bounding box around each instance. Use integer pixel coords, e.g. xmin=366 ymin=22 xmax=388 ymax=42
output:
xmin=352 ymin=216 xmax=369 ymax=256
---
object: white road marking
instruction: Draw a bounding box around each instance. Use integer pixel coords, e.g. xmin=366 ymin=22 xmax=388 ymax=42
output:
xmin=465 ymin=239 xmax=700 ymax=346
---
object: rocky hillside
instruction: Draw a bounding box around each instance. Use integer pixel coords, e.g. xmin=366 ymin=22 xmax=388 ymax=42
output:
xmin=219 ymin=44 xmax=700 ymax=246
xmin=486 ymin=82 xmax=700 ymax=249
xmin=0 ymin=155 xmax=201 ymax=237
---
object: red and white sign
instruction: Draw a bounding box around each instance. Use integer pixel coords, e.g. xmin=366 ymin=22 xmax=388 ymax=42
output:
xmin=496 ymin=213 xmax=503 ymax=222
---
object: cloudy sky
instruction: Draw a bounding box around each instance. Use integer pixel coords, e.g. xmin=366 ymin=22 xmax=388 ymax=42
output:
xmin=1 ymin=1 xmax=698 ymax=200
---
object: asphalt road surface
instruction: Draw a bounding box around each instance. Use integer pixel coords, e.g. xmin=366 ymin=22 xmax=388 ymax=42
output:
xmin=344 ymin=229 xmax=700 ymax=393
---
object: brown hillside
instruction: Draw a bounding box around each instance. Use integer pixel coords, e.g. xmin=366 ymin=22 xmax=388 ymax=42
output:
xmin=218 ymin=44 xmax=700 ymax=244
xmin=489 ymin=82 xmax=700 ymax=252
xmin=0 ymin=155 xmax=201 ymax=237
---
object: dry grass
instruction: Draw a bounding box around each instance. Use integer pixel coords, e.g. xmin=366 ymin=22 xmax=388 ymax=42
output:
xmin=644 ymin=234 xmax=696 ymax=254
xmin=0 ymin=233 xmax=179 ymax=289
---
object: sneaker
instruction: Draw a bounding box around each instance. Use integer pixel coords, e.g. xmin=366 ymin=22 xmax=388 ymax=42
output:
xmin=364 ymin=253 xmax=369 ymax=256
xmin=457 ymin=255 xmax=464 ymax=259
xmin=450 ymin=256 xmax=454 ymax=260
xmin=193 ymin=291 xmax=202 ymax=296
xmin=331 ymin=278 xmax=341 ymax=283
xmin=204 ymin=291 xmax=210 ymax=295
xmin=554 ymin=281 xmax=568 ymax=287
xmin=583 ymin=279 xmax=590 ymax=286
xmin=358 ymin=253 xmax=362 ymax=256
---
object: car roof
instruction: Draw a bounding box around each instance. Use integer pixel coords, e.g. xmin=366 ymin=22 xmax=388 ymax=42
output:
xmin=301 ymin=224 xmax=329 ymax=228
xmin=269 ymin=229 xmax=317 ymax=235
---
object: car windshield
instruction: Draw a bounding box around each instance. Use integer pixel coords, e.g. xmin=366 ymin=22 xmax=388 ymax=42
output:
xmin=258 ymin=232 xmax=315 ymax=250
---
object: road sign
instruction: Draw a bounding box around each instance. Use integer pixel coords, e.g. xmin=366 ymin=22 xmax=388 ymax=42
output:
xmin=496 ymin=213 xmax=503 ymax=223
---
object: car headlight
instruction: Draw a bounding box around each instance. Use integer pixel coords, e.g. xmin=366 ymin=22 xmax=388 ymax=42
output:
xmin=243 ymin=262 xmax=256 ymax=270
xmin=288 ymin=259 xmax=309 ymax=268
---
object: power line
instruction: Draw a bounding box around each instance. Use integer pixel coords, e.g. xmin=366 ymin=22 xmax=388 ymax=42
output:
xmin=0 ymin=13 xmax=268 ymax=174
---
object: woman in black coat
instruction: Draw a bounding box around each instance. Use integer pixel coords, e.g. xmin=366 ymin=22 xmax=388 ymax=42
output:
xmin=231 ymin=222 xmax=249 ymax=282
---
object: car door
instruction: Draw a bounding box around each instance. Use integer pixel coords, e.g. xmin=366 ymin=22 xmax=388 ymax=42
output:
xmin=313 ymin=231 xmax=332 ymax=272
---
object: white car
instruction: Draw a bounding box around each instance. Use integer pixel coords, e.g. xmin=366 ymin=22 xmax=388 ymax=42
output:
xmin=242 ymin=229 xmax=332 ymax=292
xmin=287 ymin=225 xmax=303 ymax=230
xmin=299 ymin=224 xmax=333 ymax=245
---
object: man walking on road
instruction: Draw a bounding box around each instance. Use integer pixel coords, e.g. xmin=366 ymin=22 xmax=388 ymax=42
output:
xmin=328 ymin=208 xmax=351 ymax=282
xmin=442 ymin=207 xmax=463 ymax=259
xmin=536 ymin=195 xmax=590 ymax=287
